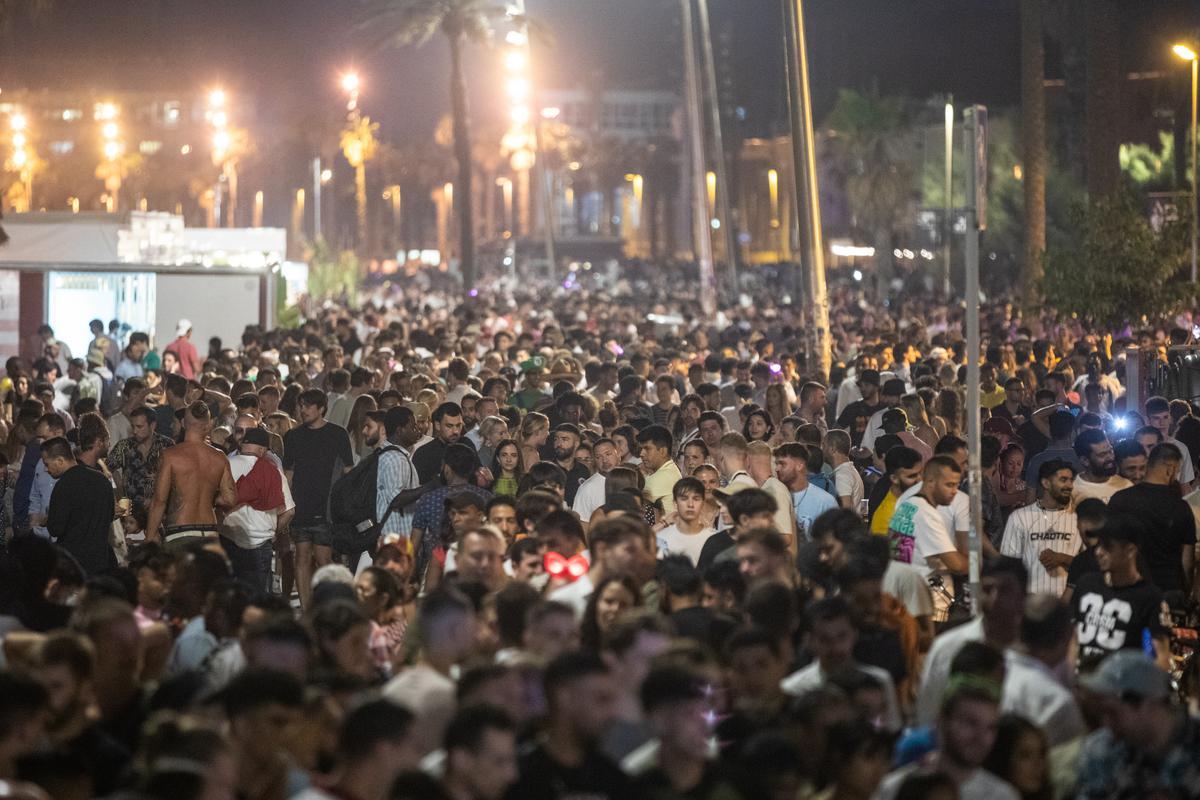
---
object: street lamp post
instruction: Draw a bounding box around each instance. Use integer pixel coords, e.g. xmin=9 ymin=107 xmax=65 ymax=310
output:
xmin=1174 ymin=43 xmax=1198 ymax=283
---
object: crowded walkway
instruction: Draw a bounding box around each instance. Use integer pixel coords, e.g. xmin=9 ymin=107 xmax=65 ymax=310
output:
xmin=0 ymin=265 xmax=1198 ymax=800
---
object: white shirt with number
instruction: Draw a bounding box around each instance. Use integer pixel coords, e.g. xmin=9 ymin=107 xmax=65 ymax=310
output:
xmin=999 ymin=502 xmax=1079 ymax=596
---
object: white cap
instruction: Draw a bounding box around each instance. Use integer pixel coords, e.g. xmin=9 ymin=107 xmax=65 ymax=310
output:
xmin=175 ymin=319 xmax=193 ymax=337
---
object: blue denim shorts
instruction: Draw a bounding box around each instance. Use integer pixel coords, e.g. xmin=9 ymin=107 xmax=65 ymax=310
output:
xmin=289 ymin=519 xmax=333 ymax=547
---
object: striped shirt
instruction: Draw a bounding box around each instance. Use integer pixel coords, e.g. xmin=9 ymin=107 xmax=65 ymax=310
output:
xmin=376 ymin=446 xmax=418 ymax=538
xmin=999 ymin=502 xmax=1079 ymax=595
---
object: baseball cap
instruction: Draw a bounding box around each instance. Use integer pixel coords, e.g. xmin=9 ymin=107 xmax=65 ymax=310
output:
xmin=1079 ymin=651 xmax=1171 ymax=701
xmin=241 ymin=427 xmax=270 ymax=447
xmin=882 ymin=378 xmax=906 ymax=396
xmin=445 ymin=492 xmax=486 ymax=512
xmin=520 ymin=356 xmax=546 ymax=374
xmin=175 ymin=319 xmax=193 ymax=337
xmin=857 ymin=369 xmax=881 ymax=386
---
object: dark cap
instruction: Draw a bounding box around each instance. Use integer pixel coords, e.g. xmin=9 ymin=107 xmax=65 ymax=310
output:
xmin=444 ymin=492 xmax=486 ymax=512
xmin=383 ymin=405 xmax=410 ymax=436
xmin=882 ymin=378 xmax=906 ymax=396
xmin=858 ymin=369 xmax=881 ymax=386
xmin=241 ymin=427 xmax=270 ymax=447
xmin=553 ymin=423 xmax=582 ymax=438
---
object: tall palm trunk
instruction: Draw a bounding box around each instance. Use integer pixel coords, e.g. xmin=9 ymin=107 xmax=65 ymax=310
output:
xmin=1085 ymin=0 xmax=1120 ymax=198
xmin=1021 ymin=0 xmax=1046 ymax=304
xmin=448 ymin=28 xmax=476 ymax=292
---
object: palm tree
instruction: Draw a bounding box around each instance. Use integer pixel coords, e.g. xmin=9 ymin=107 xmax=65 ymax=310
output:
xmin=361 ymin=0 xmax=507 ymax=295
xmin=1021 ymin=0 xmax=1046 ymax=304
xmin=825 ymin=89 xmax=916 ymax=298
xmin=1085 ymin=0 xmax=1120 ymax=198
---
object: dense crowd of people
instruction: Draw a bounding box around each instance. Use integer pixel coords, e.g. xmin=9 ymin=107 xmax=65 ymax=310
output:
xmin=0 ymin=266 xmax=1199 ymax=800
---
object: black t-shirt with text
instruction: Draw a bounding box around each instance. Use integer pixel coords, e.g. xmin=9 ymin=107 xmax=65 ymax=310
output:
xmin=1071 ymin=574 xmax=1167 ymax=669
xmin=282 ymin=422 xmax=353 ymax=521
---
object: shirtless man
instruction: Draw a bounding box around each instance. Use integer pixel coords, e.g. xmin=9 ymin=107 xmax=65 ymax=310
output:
xmin=146 ymin=401 xmax=237 ymax=549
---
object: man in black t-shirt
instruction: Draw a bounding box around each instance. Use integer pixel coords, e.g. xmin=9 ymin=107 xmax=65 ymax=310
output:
xmin=1107 ymin=442 xmax=1196 ymax=594
xmin=413 ymin=401 xmax=473 ymax=485
xmin=1071 ymin=514 xmax=1169 ymax=672
xmin=282 ymin=388 xmax=353 ymax=608
xmin=43 ymin=437 xmax=116 ymax=577
xmin=835 ymin=369 xmax=882 ymax=446
xmin=1063 ymin=498 xmax=1109 ymax=605
xmin=550 ymin=423 xmax=590 ymax=506
xmin=504 ymin=651 xmax=639 ymax=800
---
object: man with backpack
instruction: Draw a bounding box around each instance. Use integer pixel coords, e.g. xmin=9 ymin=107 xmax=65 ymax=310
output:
xmin=329 ymin=406 xmax=426 ymax=570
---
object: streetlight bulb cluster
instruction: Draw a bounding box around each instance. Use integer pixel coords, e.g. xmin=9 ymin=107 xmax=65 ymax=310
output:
xmin=503 ymin=11 xmax=536 ymax=177
xmin=208 ymin=88 xmax=232 ymax=163
xmin=100 ymin=103 xmax=122 ymax=160
xmin=342 ymin=71 xmax=360 ymax=113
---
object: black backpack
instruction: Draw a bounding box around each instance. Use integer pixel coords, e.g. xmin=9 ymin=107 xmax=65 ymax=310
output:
xmin=329 ymin=445 xmax=402 ymax=556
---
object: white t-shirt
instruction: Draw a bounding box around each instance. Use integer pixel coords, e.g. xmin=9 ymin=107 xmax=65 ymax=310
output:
xmin=898 ymin=483 xmax=970 ymax=535
xmin=874 ymin=763 xmax=1019 ymax=800
xmin=547 ymin=572 xmax=594 ymax=619
xmin=1071 ymin=474 xmax=1132 ymax=506
xmin=1000 ymin=650 xmax=1086 ymax=746
xmin=999 ymin=502 xmax=1079 ymax=596
xmin=224 ymin=453 xmax=295 ymax=549
xmin=832 ymin=461 xmax=865 ymax=510
xmin=1167 ymin=436 xmax=1196 ymax=484
xmin=887 ymin=495 xmax=958 ymax=576
xmin=657 ymin=524 xmax=716 ymax=566
xmin=915 ymin=617 xmax=985 ymax=726
xmin=572 ymin=472 xmax=607 ymax=522
xmin=883 ymin=560 xmax=935 ymax=621
xmin=781 ymin=661 xmax=901 ymax=732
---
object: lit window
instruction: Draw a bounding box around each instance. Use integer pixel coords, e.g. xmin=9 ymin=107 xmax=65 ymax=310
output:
xmin=49 ymin=140 xmax=75 ymax=155
xmin=139 ymin=140 xmax=163 ymax=155
xmin=60 ymin=109 xmax=83 ymax=121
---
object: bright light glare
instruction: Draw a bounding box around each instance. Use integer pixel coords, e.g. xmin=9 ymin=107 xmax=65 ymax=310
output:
xmin=321 ymin=168 xmax=333 ymax=183
xmin=341 ymin=72 xmax=360 ymax=93
xmin=506 ymin=77 xmax=530 ymax=100
xmin=11 ymin=149 xmax=27 ymax=168
xmin=209 ymin=89 xmax=226 ymax=108
xmin=504 ymin=51 xmax=526 ymax=71
xmin=11 ymin=132 xmax=25 ymax=148
xmin=9 ymin=114 xmax=26 ymax=131
xmin=103 ymin=141 xmax=120 ymax=160
xmin=181 ymin=144 xmax=192 ymax=155
xmin=1174 ymin=43 xmax=1198 ymax=62
xmin=212 ymin=111 xmax=228 ymax=128
xmin=212 ymin=131 xmax=231 ymax=151
xmin=831 ymin=244 xmax=876 ymax=258
xmin=102 ymin=122 xmax=119 ymax=139
xmin=852 ymin=269 xmax=863 ymax=281
xmin=541 ymin=106 xmax=561 ymax=120
xmin=505 ymin=31 xmax=526 ymax=46
xmin=510 ymin=105 xmax=530 ymax=124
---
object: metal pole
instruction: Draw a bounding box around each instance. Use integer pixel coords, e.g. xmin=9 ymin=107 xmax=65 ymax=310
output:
xmin=1191 ymin=57 xmax=1197 ymax=283
xmin=681 ymin=0 xmax=717 ymax=316
xmin=313 ymin=156 xmax=322 ymax=243
xmin=964 ymin=105 xmax=987 ymax=615
xmin=944 ymin=96 xmax=953 ymax=297
xmin=782 ymin=0 xmax=832 ymax=378
xmin=695 ymin=0 xmax=740 ymax=297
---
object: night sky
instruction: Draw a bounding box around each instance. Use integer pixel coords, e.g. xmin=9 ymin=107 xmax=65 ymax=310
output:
xmin=0 ymin=0 xmax=1194 ymax=142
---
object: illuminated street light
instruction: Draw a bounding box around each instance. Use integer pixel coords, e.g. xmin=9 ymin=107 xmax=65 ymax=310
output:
xmin=321 ymin=168 xmax=333 ymax=183
xmin=213 ymin=130 xmax=231 ymax=152
xmin=11 ymin=149 xmax=27 ymax=168
xmin=102 ymin=122 xmax=119 ymax=140
xmin=209 ymin=89 xmax=226 ymax=108
xmin=341 ymin=72 xmax=360 ymax=94
xmin=10 ymin=114 xmax=26 ymax=131
xmin=11 ymin=132 xmax=25 ymax=148
xmin=103 ymin=141 xmax=121 ymax=160
xmin=1174 ymin=43 xmax=1197 ymax=62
